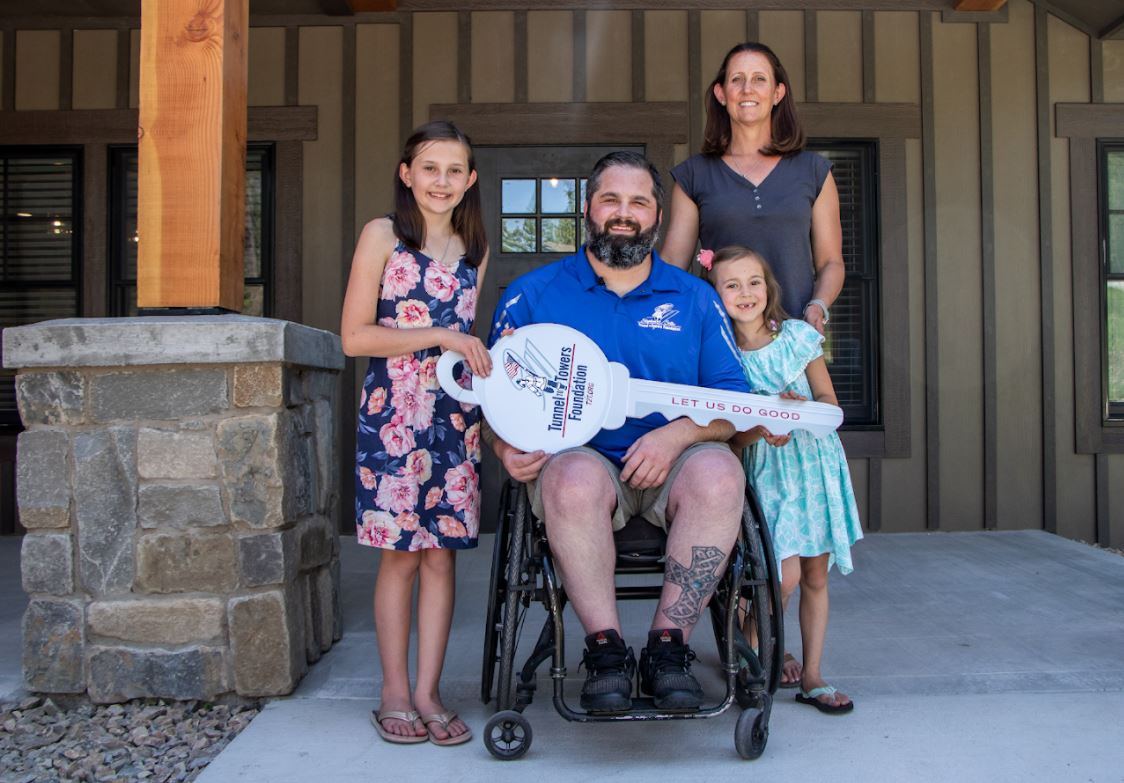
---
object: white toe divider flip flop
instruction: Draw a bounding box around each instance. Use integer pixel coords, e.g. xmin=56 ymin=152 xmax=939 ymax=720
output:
xmin=437 ymin=323 xmax=844 ymax=454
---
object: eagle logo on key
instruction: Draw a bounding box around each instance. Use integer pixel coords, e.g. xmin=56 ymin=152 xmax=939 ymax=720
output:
xmin=502 ymin=340 xmax=560 ymax=408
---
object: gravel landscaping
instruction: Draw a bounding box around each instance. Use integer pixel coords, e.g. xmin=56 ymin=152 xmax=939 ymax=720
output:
xmin=0 ymin=696 xmax=259 ymax=783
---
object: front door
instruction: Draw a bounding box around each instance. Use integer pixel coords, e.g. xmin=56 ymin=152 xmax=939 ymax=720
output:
xmin=473 ymin=145 xmax=641 ymax=530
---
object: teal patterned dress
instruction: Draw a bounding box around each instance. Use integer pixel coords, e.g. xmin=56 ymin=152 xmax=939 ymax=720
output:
xmin=739 ymin=319 xmax=863 ymax=574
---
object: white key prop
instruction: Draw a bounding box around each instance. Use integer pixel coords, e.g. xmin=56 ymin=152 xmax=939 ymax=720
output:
xmin=435 ymin=323 xmax=843 ymax=454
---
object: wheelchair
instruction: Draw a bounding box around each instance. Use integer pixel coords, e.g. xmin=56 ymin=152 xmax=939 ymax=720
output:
xmin=479 ymin=478 xmax=784 ymax=760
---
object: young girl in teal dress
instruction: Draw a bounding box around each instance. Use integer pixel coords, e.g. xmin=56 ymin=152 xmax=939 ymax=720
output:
xmin=703 ymin=244 xmax=862 ymax=715
xmin=341 ymin=121 xmax=492 ymax=745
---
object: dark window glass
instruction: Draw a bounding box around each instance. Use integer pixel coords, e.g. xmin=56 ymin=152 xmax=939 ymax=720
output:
xmin=108 ymin=144 xmax=274 ymax=317
xmin=0 ymin=149 xmax=81 ymax=429
xmin=808 ymin=141 xmax=880 ymax=427
xmin=1100 ymin=142 xmax=1124 ymax=420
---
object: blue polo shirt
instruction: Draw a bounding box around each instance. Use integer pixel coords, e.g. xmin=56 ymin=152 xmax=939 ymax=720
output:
xmin=487 ymin=248 xmax=751 ymax=465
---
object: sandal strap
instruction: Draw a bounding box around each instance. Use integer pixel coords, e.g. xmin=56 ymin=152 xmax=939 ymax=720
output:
xmin=421 ymin=711 xmax=458 ymax=729
xmin=800 ymin=686 xmax=837 ymax=699
xmin=376 ymin=709 xmax=420 ymax=724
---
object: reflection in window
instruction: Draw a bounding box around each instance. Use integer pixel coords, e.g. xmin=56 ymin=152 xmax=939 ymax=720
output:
xmin=0 ymin=149 xmax=81 ymax=428
xmin=1103 ymin=144 xmax=1124 ymax=418
xmin=499 ymin=177 xmax=587 ymax=255
xmin=109 ymin=144 xmax=274 ymax=316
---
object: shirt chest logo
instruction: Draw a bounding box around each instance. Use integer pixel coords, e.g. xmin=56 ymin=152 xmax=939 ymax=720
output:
xmin=637 ymin=303 xmax=682 ymax=332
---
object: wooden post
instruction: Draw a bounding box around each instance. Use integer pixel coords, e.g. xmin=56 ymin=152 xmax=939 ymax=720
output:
xmin=137 ymin=0 xmax=248 ymax=311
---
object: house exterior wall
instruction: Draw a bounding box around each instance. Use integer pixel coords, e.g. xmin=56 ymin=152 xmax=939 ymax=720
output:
xmin=1 ymin=1 xmax=1123 ymax=544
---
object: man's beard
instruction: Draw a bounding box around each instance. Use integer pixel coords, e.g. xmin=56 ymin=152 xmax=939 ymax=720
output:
xmin=585 ymin=216 xmax=660 ymax=269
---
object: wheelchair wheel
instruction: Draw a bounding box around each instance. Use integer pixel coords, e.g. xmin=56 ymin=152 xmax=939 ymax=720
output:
xmin=484 ymin=710 xmax=533 ymax=760
xmin=746 ymin=488 xmax=785 ymax=694
xmin=734 ymin=706 xmax=769 ymax=760
xmin=480 ymin=482 xmax=514 ymax=705
xmin=727 ymin=496 xmax=777 ymax=708
xmin=495 ymin=484 xmax=529 ymax=710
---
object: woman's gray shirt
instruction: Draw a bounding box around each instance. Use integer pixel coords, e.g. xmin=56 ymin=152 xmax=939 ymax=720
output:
xmin=671 ymin=150 xmax=832 ymax=319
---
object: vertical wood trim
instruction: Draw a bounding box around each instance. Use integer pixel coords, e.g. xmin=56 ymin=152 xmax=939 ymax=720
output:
xmin=1091 ymin=38 xmax=1104 ymax=104
xmin=115 ymin=26 xmax=130 ymax=109
xmin=274 ymin=140 xmax=303 ymax=323
xmin=82 ymin=143 xmax=107 ymax=318
xmin=1069 ymin=136 xmax=1105 ymax=454
xmin=631 ymin=10 xmax=644 ymax=102
xmin=573 ymin=9 xmax=586 ymax=104
xmin=688 ymin=10 xmax=701 ymax=156
xmin=879 ymin=137 xmax=912 ymax=458
xmin=1035 ymin=4 xmax=1057 ymax=534
xmin=59 ymin=28 xmax=73 ymax=110
xmin=399 ymin=16 xmax=413 ymax=145
xmin=340 ymin=24 xmax=358 ymax=552
xmin=457 ymin=11 xmax=471 ymax=104
xmin=1 ymin=29 xmax=14 ymax=111
xmin=285 ymin=26 xmax=299 ymax=107
xmin=920 ymin=11 xmax=940 ymax=530
xmin=862 ymin=10 xmax=875 ymax=103
xmin=804 ymin=10 xmax=818 ymax=103
xmin=514 ymin=11 xmax=528 ymax=103
xmin=746 ymin=10 xmax=759 ymax=43
xmin=868 ymin=457 xmax=882 ymax=531
xmin=1095 ymin=453 xmax=1110 ymax=544
xmin=979 ymin=21 xmax=997 ymax=529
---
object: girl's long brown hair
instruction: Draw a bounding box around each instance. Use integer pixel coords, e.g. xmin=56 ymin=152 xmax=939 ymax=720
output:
xmin=709 ymin=245 xmax=790 ymax=330
xmin=702 ymin=42 xmax=805 ymax=158
xmin=392 ymin=121 xmax=487 ymax=268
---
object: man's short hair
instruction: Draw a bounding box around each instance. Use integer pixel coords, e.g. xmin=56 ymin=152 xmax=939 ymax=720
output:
xmin=585 ymin=151 xmax=665 ymax=211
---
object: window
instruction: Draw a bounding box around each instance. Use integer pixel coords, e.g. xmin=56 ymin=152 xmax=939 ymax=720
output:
xmin=1100 ymin=141 xmax=1124 ymax=421
xmin=108 ymin=144 xmax=275 ymax=316
xmin=500 ymin=177 xmax=587 ymax=254
xmin=0 ymin=148 xmax=81 ymax=429
xmin=809 ymin=141 xmax=880 ymax=427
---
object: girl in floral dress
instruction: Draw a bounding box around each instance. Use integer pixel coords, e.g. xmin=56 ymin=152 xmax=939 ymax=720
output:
xmin=340 ymin=121 xmax=491 ymax=746
xmin=703 ymin=245 xmax=862 ymax=715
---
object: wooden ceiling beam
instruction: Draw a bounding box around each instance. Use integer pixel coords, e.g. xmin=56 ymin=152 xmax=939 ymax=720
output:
xmin=954 ymin=0 xmax=1007 ymax=10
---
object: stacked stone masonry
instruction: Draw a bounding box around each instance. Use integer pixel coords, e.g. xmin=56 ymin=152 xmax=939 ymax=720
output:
xmin=6 ymin=317 xmax=345 ymax=703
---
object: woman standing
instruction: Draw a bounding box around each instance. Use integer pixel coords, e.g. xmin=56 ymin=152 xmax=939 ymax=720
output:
xmin=662 ymin=42 xmax=844 ymax=334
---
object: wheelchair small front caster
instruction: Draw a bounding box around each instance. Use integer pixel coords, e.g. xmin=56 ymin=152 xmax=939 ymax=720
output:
xmin=734 ymin=707 xmax=768 ymax=760
xmin=484 ymin=710 xmax=533 ymax=760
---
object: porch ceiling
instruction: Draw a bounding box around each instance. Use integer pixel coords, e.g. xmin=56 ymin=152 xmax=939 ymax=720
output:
xmin=5 ymin=1 xmax=1123 ymax=40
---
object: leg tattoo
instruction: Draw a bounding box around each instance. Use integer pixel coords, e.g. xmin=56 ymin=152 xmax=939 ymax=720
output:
xmin=663 ymin=546 xmax=727 ymax=628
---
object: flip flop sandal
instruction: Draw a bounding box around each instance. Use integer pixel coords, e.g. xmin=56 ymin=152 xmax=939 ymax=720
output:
xmin=796 ymin=685 xmax=854 ymax=715
xmin=779 ymin=653 xmax=802 ymax=689
xmin=371 ymin=709 xmax=428 ymax=744
xmin=421 ymin=711 xmax=473 ymax=746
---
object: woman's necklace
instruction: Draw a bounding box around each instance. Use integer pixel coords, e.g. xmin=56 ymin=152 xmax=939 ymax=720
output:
xmin=727 ymin=152 xmax=775 ymax=186
xmin=425 ymin=232 xmax=454 ymax=266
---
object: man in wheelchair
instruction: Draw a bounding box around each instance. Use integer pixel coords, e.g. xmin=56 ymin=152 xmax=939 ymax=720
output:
xmin=486 ymin=151 xmax=752 ymax=713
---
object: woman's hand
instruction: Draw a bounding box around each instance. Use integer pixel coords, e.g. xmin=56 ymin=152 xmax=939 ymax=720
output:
xmin=803 ymin=305 xmax=826 ymax=335
xmin=441 ymin=330 xmax=492 ymax=378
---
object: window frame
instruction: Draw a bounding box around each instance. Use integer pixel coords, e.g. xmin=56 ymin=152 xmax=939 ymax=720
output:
xmin=107 ymin=142 xmax=276 ymax=317
xmin=1097 ymin=140 xmax=1124 ymax=424
xmin=807 ymin=139 xmax=882 ymax=429
xmin=0 ymin=145 xmax=83 ymax=432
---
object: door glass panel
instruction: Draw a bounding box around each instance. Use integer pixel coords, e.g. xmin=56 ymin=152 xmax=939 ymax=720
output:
xmin=541 ymin=178 xmax=576 ymax=214
xmin=501 ymin=179 xmax=536 ymax=213
xmin=501 ymin=218 xmax=536 ymax=253
xmin=541 ymin=218 xmax=576 ymax=252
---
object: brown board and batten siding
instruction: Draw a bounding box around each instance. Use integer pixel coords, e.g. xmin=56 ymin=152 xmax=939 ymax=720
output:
xmin=0 ymin=2 xmax=1122 ymax=546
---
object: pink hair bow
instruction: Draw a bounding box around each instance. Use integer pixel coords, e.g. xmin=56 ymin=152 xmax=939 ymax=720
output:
xmin=696 ymin=249 xmax=714 ymax=270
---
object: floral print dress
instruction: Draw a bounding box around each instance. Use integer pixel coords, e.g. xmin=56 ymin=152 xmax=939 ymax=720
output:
xmin=355 ymin=241 xmax=482 ymax=551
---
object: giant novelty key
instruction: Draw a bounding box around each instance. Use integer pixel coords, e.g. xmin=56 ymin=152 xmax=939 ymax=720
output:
xmin=436 ymin=323 xmax=842 ymax=454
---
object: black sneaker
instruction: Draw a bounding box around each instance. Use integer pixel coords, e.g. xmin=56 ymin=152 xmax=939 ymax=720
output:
xmin=579 ymin=629 xmax=635 ymax=713
xmin=639 ymin=629 xmax=704 ymax=710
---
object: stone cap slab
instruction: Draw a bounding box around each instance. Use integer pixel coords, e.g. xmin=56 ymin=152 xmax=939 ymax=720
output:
xmin=3 ymin=316 xmax=344 ymax=371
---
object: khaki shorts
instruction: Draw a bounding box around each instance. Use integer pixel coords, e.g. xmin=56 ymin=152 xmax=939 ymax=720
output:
xmin=528 ymin=442 xmax=733 ymax=532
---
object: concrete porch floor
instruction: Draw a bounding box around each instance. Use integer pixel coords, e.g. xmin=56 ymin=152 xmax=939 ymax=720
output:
xmin=4 ymin=530 xmax=1124 ymax=781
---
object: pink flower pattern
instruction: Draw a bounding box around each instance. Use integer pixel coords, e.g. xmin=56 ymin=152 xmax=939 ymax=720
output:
xmin=356 ymin=240 xmax=481 ymax=551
